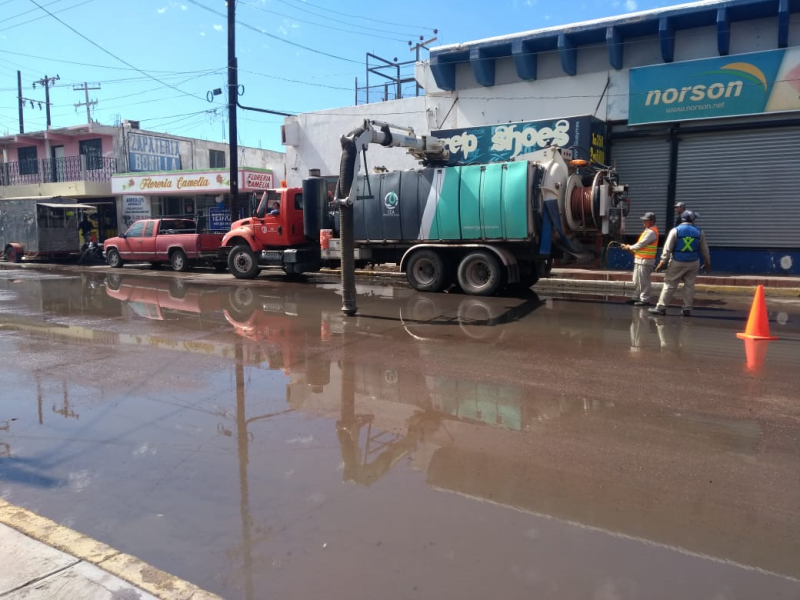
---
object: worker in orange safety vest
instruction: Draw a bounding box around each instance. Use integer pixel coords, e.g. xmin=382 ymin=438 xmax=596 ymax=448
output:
xmin=621 ymin=212 xmax=659 ymax=306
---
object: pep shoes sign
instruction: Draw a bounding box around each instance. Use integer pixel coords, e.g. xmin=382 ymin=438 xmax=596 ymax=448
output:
xmin=431 ymin=116 xmax=606 ymax=166
xmin=629 ymin=48 xmax=800 ymax=125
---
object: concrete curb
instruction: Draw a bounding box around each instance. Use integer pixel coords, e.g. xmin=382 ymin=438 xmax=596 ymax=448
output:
xmin=537 ymin=277 xmax=800 ymax=298
xmin=0 ymin=499 xmax=221 ymax=600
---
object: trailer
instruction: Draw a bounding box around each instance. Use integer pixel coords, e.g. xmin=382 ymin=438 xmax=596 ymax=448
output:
xmin=1 ymin=196 xmax=94 ymax=263
xmin=220 ymin=120 xmax=629 ymax=296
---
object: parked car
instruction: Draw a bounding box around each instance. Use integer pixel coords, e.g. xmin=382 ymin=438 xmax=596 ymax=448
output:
xmin=103 ymin=218 xmax=227 ymax=272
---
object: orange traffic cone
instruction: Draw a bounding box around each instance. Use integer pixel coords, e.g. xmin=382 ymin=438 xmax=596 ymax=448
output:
xmin=736 ymin=285 xmax=778 ymax=341
xmin=742 ymin=338 xmax=770 ymax=373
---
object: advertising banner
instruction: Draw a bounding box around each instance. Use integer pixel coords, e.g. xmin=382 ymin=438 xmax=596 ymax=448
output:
xmin=629 ymin=48 xmax=800 ymax=125
xmin=121 ymin=195 xmax=151 ymax=228
xmin=431 ymin=116 xmax=606 ymax=166
xmin=240 ymin=169 xmax=274 ymax=191
xmin=113 ymin=170 xmax=231 ymax=195
xmin=208 ymin=208 xmax=231 ymax=231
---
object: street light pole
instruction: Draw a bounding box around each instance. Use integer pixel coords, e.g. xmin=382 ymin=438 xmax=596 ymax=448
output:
xmin=227 ymin=0 xmax=240 ymax=223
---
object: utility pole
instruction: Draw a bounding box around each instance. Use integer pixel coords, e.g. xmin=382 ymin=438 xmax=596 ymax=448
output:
xmin=33 ymin=74 xmax=59 ymax=129
xmin=17 ymin=71 xmax=24 ymax=134
xmin=73 ymin=82 xmax=101 ymax=123
xmin=227 ymin=0 xmax=240 ymax=223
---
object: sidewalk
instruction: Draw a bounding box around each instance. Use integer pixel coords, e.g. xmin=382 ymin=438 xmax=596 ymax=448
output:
xmin=0 ymin=500 xmax=220 ymax=600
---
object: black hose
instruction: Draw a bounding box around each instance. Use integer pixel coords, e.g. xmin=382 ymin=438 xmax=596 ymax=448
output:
xmin=337 ymin=130 xmax=361 ymax=317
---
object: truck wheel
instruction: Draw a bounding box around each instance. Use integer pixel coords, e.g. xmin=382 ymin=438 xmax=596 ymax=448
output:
xmin=457 ymin=251 xmax=503 ymax=296
xmin=4 ymin=246 xmax=21 ymax=263
xmin=106 ymin=248 xmax=124 ymax=268
xmin=228 ymin=245 xmax=261 ymax=280
xmin=406 ymin=249 xmax=448 ymax=292
xmin=170 ymin=250 xmax=190 ymax=272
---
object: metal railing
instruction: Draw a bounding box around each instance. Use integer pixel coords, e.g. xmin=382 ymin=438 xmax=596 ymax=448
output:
xmin=0 ymin=156 xmax=117 ymax=186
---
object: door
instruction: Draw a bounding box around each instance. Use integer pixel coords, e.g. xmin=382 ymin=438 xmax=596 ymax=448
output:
xmin=51 ymin=146 xmax=65 ymax=182
xmin=120 ymin=220 xmax=145 ymax=259
xmin=139 ymin=221 xmax=157 ymax=258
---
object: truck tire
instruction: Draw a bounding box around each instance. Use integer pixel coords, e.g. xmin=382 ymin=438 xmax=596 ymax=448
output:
xmin=106 ymin=248 xmax=124 ymax=268
xmin=228 ymin=245 xmax=261 ymax=280
xmin=457 ymin=251 xmax=503 ymax=296
xmin=170 ymin=249 xmax=190 ymax=272
xmin=406 ymin=249 xmax=448 ymax=292
xmin=4 ymin=246 xmax=21 ymax=263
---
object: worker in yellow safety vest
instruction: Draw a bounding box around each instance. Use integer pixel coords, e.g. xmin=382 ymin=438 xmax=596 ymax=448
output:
xmin=621 ymin=212 xmax=659 ymax=306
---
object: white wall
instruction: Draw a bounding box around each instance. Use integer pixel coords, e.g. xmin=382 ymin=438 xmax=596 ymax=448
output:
xmin=282 ymin=96 xmax=452 ymax=187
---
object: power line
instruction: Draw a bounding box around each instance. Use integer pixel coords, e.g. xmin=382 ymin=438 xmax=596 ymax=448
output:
xmin=277 ymin=0 xmax=437 ymax=32
xmin=0 ymin=0 xmax=92 ymax=33
xmin=239 ymin=0 xmax=415 ymax=41
xmin=0 ymin=0 xmax=67 ymax=25
xmin=0 ymin=49 xmax=220 ymax=75
xmin=185 ymin=0 xmax=361 ymax=64
xmin=17 ymin=2 xmax=207 ymax=104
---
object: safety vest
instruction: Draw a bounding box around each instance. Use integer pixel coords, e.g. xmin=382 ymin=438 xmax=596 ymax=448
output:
xmin=634 ymin=226 xmax=659 ymax=261
xmin=673 ymin=223 xmax=701 ymax=262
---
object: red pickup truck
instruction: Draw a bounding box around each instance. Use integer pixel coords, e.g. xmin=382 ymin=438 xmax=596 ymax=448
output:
xmin=104 ymin=218 xmax=227 ymax=272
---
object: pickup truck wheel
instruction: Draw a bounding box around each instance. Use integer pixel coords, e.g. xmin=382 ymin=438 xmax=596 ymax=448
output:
xmin=106 ymin=248 xmax=124 ymax=268
xmin=457 ymin=251 xmax=503 ymax=296
xmin=406 ymin=249 xmax=448 ymax=292
xmin=170 ymin=250 xmax=190 ymax=272
xmin=228 ymin=245 xmax=261 ymax=280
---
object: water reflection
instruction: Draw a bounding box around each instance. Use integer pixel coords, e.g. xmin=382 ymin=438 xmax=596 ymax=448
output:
xmin=1 ymin=272 xmax=799 ymax=598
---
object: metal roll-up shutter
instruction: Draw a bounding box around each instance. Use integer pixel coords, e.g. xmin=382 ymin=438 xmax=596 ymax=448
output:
xmin=610 ymin=137 xmax=672 ymax=232
xmin=676 ymin=127 xmax=800 ymax=247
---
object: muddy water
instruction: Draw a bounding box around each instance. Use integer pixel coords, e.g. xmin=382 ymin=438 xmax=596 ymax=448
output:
xmin=1 ymin=269 xmax=800 ymax=599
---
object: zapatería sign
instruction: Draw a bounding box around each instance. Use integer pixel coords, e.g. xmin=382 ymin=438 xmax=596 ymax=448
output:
xmin=128 ymin=133 xmax=182 ymax=172
xmin=431 ymin=116 xmax=606 ymax=166
xmin=628 ymin=48 xmax=800 ymax=125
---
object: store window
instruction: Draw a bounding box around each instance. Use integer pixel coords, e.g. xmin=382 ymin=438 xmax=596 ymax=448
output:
xmin=79 ymin=138 xmax=103 ymax=170
xmin=209 ymin=149 xmax=225 ymax=168
xmin=18 ymin=146 xmax=38 ymax=175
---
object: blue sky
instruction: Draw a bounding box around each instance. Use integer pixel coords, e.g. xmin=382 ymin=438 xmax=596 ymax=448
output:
xmin=0 ymin=0 xmax=674 ymax=151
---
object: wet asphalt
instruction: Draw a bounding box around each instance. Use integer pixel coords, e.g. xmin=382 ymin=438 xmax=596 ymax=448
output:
xmin=1 ymin=267 xmax=799 ymax=600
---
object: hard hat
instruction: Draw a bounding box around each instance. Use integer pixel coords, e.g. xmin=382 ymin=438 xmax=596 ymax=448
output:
xmin=640 ymin=212 xmax=656 ymax=222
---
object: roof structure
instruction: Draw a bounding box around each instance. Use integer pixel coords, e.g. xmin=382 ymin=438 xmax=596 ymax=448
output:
xmin=429 ymin=0 xmax=799 ymax=90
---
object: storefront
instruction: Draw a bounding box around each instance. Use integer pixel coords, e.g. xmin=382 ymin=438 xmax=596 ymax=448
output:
xmin=609 ymin=47 xmax=800 ymax=272
xmin=111 ymin=167 xmax=274 ymax=232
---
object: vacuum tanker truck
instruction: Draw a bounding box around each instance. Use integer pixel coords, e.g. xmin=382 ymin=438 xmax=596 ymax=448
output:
xmin=220 ymin=120 xmax=629 ymax=296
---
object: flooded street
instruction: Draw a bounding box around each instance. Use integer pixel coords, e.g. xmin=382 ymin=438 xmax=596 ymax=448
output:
xmin=1 ymin=268 xmax=800 ymax=600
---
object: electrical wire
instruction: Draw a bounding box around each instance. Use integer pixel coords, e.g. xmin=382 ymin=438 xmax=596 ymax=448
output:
xmin=185 ymin=0 xmax=361 ymax=65
xmin=0 ymin=0 xmax=93 ymax=33
xmin=238 ymin=0 xmax=410 ymax=43
xmin=0 ymin=0 xmax=67 ymax=25
xmin=277 ymin=0 xmax=437 ymax=33
xmin=17 ymin=2 xmax=207 ymax=103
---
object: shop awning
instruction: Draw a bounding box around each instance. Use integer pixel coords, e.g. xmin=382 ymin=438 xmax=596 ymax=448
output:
xmin=37 ymin=202 xmax=96 ymax=209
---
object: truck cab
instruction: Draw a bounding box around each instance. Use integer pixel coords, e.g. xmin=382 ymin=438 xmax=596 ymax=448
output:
xmin=221 ymin=185 xmax=320 ymax=278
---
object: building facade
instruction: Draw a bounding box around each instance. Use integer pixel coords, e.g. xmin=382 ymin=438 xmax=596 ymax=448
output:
xmin=281 ymin=0 xmax=800 ymax=275
xmin=0 ymin=121 xmax=285 ymax=240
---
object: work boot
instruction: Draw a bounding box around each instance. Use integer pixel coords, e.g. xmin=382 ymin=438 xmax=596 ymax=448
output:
xmin=634 ymin=301 xmax=651 ymax=307
xmin=648 ymin=307 xmax=666 ymax=316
